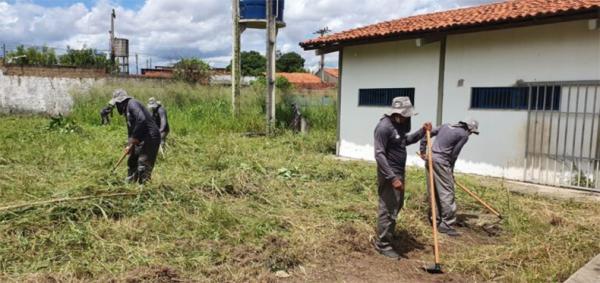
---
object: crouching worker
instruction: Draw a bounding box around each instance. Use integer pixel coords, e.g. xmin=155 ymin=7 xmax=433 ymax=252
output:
xmin=110 ymin=89 xmax=161 ymax=184
xmin=147 ymin=97 xmax=170 ymax=146
xmin=419 ymin=119 xmax=479 ymax=237
xmin=374 ymin=97 xmax=432 ymax=259
xmin=100 ymin=104 xmax=113 ymax=125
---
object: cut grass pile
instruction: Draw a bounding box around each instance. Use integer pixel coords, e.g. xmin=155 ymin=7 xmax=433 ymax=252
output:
xmin=0 ymin=81 xmax=598 ymax=282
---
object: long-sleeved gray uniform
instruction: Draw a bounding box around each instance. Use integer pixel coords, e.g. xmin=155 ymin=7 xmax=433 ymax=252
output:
xmin=151 ymin=105 xmax=170 ymax=144
xmin=125 ymin=99 xmax=161 ymax=184
xmin=420 ymin=124 xmax=470 ymax=230
xmin=374 ymin=116 xmax=425 ymax=251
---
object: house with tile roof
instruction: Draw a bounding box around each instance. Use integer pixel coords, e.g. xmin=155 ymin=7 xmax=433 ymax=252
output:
xmin=277 ymin=72 xmax=334 ymax=89
xmin=316 ymin=68 xmax=339 ymax=85
xmin=301 ymin=0 xmax=600 ymax=191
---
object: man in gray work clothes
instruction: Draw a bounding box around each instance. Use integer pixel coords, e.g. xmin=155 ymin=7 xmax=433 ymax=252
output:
xmin=419 ymin=119 xmax=479 ymax=237
xmin=374 ymin=97 xmax=432 ymax=259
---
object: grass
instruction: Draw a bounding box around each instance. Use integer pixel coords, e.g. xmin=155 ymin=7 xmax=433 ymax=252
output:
xmin=0 ymin=81 xmax=599 ymax=282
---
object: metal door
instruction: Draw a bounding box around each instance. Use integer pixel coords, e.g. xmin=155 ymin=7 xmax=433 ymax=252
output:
xmin=524 ymin=81 xmax=600 ymax=192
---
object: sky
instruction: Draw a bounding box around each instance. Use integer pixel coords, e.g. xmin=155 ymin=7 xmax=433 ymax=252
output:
xmin=0 ymin=0 xmax=497 ymax=71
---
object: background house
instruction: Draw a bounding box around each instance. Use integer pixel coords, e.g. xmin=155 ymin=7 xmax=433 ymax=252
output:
xmin=301 ymin=0 xmax=600 ymax=191
xmin=277 ymin=72 xmax=334 ymax=90
xmin=315 ymin=67 xmax=339 ymax=85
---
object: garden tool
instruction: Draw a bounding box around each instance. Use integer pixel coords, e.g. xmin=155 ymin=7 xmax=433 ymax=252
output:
xmin=455 ymin=181 xmax=502 ymax=219
xmin=424 ymin=129 xmax=443 ymax=274
xmin=112 ymin=146 xmax=131 ymax=173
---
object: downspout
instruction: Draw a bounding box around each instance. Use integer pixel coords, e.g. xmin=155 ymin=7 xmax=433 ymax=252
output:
xmin=436 ymin=37 xmax=447 ymax=125
xmin=336 ymin=48 xmax=344 ymax=156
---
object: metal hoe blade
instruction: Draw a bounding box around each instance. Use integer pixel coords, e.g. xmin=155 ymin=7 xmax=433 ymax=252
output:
xmin=423 ymin=263 xmax=444 ymax=274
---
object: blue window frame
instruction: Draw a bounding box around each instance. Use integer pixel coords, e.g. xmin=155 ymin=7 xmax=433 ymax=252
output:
xmin=471 ymin=86 xmax=561 ymax=110
xmin=358 ymin=88 xmax=415 ymax=106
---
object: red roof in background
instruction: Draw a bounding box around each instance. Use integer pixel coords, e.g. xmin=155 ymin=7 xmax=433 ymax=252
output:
xmin=324 ymin=68 xmax=339 ymax=78
xmin=277 ymin=72 xmax=323 ymax=84
xmin=277 ymin=72 xmax=335 ymax=89
xmin=301 ymin=0 xmax=600 ymax=49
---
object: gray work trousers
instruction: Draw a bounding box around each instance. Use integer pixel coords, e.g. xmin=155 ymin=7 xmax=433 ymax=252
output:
xmin=375 ymin=175 xmax=404 ymax=251
xmin=127 ymin=138 xmax=160 ymax=184
xmin=425 ymin=160 xmax=457 ymax=229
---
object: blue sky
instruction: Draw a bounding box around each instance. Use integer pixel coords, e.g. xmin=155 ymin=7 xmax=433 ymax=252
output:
xmin=0 ymin=0 xmax=495 ymax=69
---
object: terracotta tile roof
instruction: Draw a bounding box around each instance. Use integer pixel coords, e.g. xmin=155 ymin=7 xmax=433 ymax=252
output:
xmin=301 ymin=0 xmax=600 ymax=49
xmin=324 ymin=68 xmax=339 ymax=78
xmin=277 ymin=72 xmax=323 ymax=84
xmin=277 ymin=72 xmax=335 ymax=89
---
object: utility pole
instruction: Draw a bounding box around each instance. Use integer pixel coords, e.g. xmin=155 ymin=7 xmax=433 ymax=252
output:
xmin=266 ymin=0 xmax=277 ymax=134
xmin=135 ymin=53 xmax=139 ymax=75
xmin=149 ymin=58 xmax=152 ymax=69
xmin=2 ymin=43 xmax=6 ymax=65
xmin=109 ymin=9 xmax=116 ymax=65
xmin=231 ymin=0 xmax=242 ymax=117
xmin=313 ymin=27 xmax=331 ymax=81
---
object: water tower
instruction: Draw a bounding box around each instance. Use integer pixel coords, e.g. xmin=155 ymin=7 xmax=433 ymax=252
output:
xmin=232 ymin=0 xmax=285 ymax=132
xmin=109 ymin=9 xmax=130 ymax=75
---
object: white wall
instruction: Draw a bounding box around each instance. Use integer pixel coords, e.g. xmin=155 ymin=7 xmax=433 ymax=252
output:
xmin=0 ymin=69 xmax=98 ymax=115
xmin=339 ymin=40 xmax=440 ymax=162
xmin=444 ymin=20 xmax=600 ymax=179
xmin=339 ymin=19 xmax=600 ymax=180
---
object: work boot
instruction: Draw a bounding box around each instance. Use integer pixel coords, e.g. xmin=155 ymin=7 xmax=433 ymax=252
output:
xmin=372 ymin=240 xmax=400 ymax=259
xmin=375 ymin=246 xmax=400 ymax=259
xmin=439 ymin=226 xmax=461 ymax=237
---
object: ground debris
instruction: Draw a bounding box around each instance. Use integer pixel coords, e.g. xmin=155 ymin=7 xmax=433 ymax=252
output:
xmin=122 ymin=266 xmax=183 ymax=283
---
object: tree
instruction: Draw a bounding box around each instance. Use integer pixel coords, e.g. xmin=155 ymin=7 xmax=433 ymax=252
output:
xmin=173 ymin=58 xmax=211 ymax=84
xmin=276 ymin=52 xmax=305 ymax=73
xmin=227 ymin=51 xmax=266 ymax=77
xmin=58 ymin=47 xmax=112 ymax=69
xmin=7 ymin=45 xmax=57 ymax=66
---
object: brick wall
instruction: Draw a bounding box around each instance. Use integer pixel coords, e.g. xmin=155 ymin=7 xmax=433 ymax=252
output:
xmin=2 ymin=65 xmax=107 ymax=78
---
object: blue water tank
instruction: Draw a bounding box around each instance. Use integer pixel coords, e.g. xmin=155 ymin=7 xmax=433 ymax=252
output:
xmin=240 ymin=0 xmax=284 ymax=23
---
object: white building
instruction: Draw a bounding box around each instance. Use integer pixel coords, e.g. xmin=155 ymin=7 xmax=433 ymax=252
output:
xmin=301 ymin=0 xmax=600 ymax=191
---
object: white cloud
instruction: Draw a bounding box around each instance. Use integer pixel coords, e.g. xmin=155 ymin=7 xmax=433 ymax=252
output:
xmin=0 ymin=0 xmax=496 ymax=70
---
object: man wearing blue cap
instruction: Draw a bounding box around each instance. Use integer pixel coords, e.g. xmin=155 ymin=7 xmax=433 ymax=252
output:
xmin=373 ymin=96 xmax=432 ymax=259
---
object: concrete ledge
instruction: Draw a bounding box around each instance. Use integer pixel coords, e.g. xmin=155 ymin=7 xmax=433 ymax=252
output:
xmin=505 ymin=181 xmax=600 ymax=202
xmin=565 ymin=254 xmax=600 ymax=283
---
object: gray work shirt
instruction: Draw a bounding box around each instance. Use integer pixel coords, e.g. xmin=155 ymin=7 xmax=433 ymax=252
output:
xmin=420 ymin=124 xmax=470 ymax=167
xmin=374 ymin=116 xmax=425 ymax=181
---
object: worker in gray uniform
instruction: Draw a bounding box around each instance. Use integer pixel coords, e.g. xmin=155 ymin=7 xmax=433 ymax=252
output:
xmin=100 ymin=104 xmax=113 ymax=125
xmin=147 ymin=97 xmax=170 ymax=145
xmin=419 ymin=119 xmax=479 ymax=237
xmin=110 ymin=89 xmax=161 ymax=184
xmin=374 ymin=96 xmax=432 ymax=259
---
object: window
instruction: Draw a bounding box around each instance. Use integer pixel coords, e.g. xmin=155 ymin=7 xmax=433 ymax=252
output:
xmin=358 ymin=88 xmax=415 ymax=106
xmin=471 ymin=86 xmax=561 ymax=110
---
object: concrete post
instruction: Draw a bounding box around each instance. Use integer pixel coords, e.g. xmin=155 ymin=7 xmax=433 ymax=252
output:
xmin=232 ymin=0 xmax=242 ymax=117
xmin=266 ymin=0 xmax=277 ymax=133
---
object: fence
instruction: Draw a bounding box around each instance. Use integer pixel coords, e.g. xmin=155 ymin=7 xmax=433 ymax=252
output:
xmin=524 ymin=80 xmax=600 ymax=192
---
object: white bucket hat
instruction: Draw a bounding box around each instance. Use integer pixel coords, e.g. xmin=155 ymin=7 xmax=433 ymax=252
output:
xmin=109 ymin=89 xmax=131 ymax=106
xmin=388 ymin=96 xmax=417 ymax=117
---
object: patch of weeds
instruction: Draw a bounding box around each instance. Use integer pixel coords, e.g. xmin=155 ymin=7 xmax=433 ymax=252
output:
xmin=47 ymin=114 xmax=82 ymax=134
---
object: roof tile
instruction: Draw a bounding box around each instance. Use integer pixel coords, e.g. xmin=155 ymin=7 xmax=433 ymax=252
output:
xmin=301 ymin=0 xmax=600 ymax=49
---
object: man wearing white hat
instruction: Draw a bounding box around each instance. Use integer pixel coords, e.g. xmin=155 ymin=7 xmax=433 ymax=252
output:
xmin=110 ymin=89 xmax=161 ymax=184
xmin=419 ymin=119 xmax=479 ymax=237
xmin=147 ymin=97 xmax=170 ymax=146
xmin=373 ymin=96 xmax=432 ymax=259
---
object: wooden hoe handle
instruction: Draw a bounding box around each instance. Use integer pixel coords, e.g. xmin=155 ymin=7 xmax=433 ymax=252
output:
xmin=426 ymin=130 xmax=441 ymax=264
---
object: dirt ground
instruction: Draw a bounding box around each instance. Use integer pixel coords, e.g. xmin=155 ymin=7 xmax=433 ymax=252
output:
xmin=280 ymin=213 xmax=501 ymax=283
